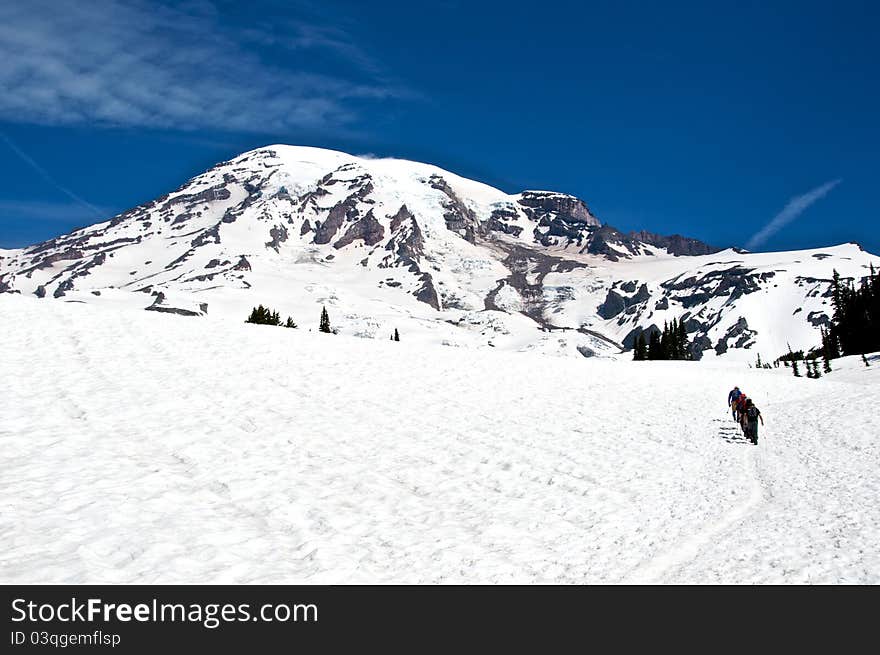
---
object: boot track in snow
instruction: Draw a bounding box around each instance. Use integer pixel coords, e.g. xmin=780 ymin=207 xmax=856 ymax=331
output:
xmin=621 ymin=420 xmax=765 ymax=583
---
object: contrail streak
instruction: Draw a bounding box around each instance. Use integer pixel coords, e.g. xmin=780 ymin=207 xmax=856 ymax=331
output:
xmin=746 ymin=179 xmax=841 ymax=251
xmin=0 ymin=132 xmax=103 ymax=217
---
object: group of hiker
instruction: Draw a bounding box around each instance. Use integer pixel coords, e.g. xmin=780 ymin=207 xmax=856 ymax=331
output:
xmin=727 ymin=386 xmax=764 ymax=445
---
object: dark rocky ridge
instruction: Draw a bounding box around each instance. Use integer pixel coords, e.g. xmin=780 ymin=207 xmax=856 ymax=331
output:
xmin=628 ymin=231 xmax=720 ymax=257
xmin=517 ymin=191 xmax=598 ymax=227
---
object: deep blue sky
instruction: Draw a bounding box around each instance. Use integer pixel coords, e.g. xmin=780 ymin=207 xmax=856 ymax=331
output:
xmin=1 ymin=0 xmax=878 ymax=253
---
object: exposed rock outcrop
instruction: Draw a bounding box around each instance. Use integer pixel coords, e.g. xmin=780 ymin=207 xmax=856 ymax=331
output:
xmin=334 ymin=209 xmax=385 ymax=249
xmin=429 ymin=175 xmax=484 ymax=243
xmin=265 ymin=225 xmax=289 ymax=251
xmin=714 ymin=317 xmax=756 ymax=355
xmin=628 ymin=231 xmax=720 ymax=257
xmin=517 ymin=191 xmax=598 ymax=227
xmin=597 ymin=283 xmax=650 ymax=319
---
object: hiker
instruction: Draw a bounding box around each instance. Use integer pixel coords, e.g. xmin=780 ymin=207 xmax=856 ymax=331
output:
xmin=727 ymin=386 xmax=742 ymax=420
xmin=743 ymin=399 xmax=764 ymax=445
xmin=734 ymin=393 xmax=749 ymax=426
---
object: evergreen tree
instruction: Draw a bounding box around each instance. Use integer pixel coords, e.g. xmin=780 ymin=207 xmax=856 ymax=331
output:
xmin=633 ymin=333 xmax=647 ymax=361
xmin=821 ymin=331 xmax=833 ymax=373
xmin=863 ymin=353 xmax=871 ymax=367
xmin=394 ymin=328 xmax=400 ymax=342
xmin=670 ymin=319 xmax=679 ymax=359
xmin=823 ymin=326 xmax=840 ymax=360
xmin=285 ymin=316 xmax=297 ymax=328
xmin=813 ymin=359 xmax=822 ymax=378
xmin=661 ymin=321 xmax=671 ymax=359
xmin=647 ymin=330 xmax=662 ymax=360
xmin=678 ymin=319 xmax=689 ymax=359
xmin=792 ymin=358 xmax=800 ymax=377
xmin=319 ymin=306 xmax=332 ymax=333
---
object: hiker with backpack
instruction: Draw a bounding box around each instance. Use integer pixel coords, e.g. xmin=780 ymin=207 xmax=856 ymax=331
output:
xmin=734 ymin=393 xmax=749 ymax=427
xmin=727 ymin=386 xmax=742 ymax=421
xmin=743 ymin=399 xmax=764 ymax=445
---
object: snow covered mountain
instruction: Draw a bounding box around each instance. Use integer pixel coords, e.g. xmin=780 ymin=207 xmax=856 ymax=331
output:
xmin=1 ymin=145 xmax=877 ymax=360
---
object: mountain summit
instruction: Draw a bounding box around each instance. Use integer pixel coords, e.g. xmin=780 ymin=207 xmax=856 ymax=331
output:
xmin=1 ymin=145 xmax=876 ymax=360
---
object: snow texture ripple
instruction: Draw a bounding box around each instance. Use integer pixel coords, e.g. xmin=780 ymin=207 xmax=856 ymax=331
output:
xmin=1 ymin=296 xmax=878 ymax=583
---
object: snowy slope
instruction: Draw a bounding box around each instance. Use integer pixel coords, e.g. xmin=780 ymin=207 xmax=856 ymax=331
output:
xmin=563 ymin=242 xmax=878 ymax=361
xmin=1 ymin=145 xmax=878 ymax=361
xmin=1 ymin=295 xmax=878 ymax=583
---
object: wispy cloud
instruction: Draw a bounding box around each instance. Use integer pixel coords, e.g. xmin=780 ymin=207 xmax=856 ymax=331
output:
xmin=0 ymin=0 xmax=404 ymax=133
xmin=240 ymin=20 xmax=385 ymax=76
xmin=746 ymin=179 xmax=842 ymax=251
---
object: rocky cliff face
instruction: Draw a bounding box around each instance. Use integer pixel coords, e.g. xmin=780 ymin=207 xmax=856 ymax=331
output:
xmin=1 ymin=145 xmax=876 ymax=361
xmin=628 ymin=230 xmax=720 ymax=257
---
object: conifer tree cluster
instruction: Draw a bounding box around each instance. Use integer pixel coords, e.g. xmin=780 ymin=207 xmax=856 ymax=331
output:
xmin=776 ymin=348 xmax=805 ymax=363
xmin=784 ymin=354 xmax=824 ymax=380
xmin=825 ymin=267 xmax=880 ymax=357
xmin=805 ymin=358 xmax=822 ymax=378
xmin=632 ymin=333 xmax=648 ymax=361
xmin=390 ymin=328 xmax=400 ymax=342
xmin=319 ymin=306 xmax=332 ymax=333
xmin=245 ymin=305 xmax=296 ymax=328
xmin=633 ymin=319 xmax=690 ymax=361
xmin=781 ymin=346 xmax=804 ymax=378
xmin=246 ymin=305 xmax=280 ymax=326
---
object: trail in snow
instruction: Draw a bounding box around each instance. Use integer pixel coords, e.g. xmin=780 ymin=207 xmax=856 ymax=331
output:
xmin=1 ymin=296 xmax=878 ymax=584
xmin=623 ymin=419 xmax=765 ymax=583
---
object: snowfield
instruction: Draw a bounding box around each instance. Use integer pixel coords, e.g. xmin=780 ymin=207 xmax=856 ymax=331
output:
xmin=1 ymin=295 xmax=878 ymax=584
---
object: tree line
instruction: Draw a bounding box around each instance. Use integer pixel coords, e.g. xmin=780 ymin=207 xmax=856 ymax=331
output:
xmin=246 ymin=304 xmax=401 ymax=340
xmin=245 ymin=305 xmax=296 ymax=328
xmin=633 ymin=318 xmax=690 ymax=361
xmin=771 ymin=266 xmax=877 ymax=378
xmin=822 ymin=266 xmax=879 ymax=359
